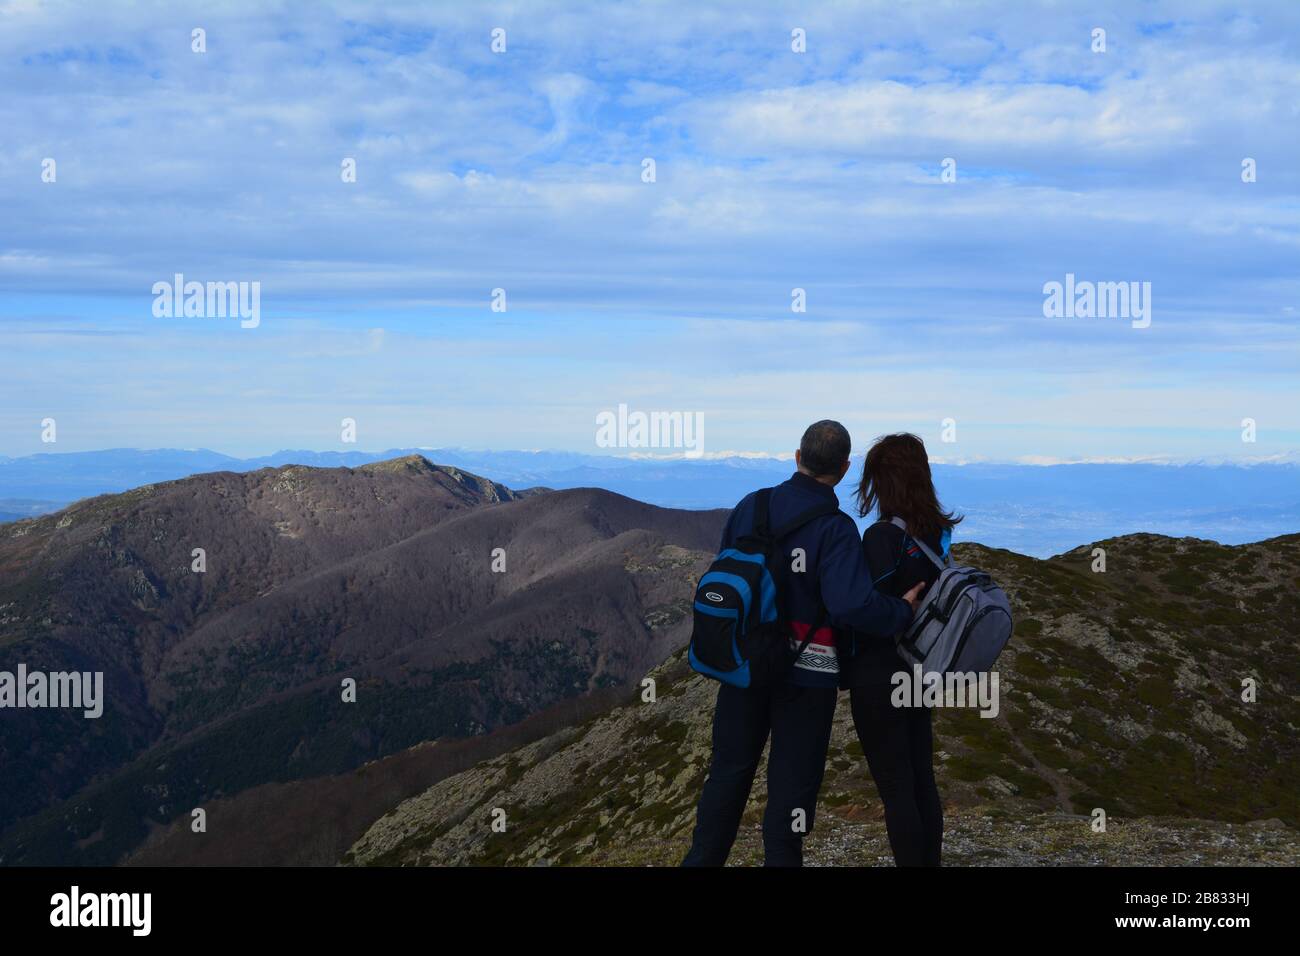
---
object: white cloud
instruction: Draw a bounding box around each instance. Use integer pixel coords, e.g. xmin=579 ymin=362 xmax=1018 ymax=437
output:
xmin=0 ymin=0 xmax=1296 ymax=460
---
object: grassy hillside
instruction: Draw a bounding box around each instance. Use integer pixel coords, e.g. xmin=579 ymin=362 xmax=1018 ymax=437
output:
xmin=345 ymin=534 xmax=1300 ymax=867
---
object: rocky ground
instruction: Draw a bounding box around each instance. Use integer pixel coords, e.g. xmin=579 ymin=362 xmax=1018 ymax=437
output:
xmin=589 ymin=812 xmax=1298 ymax=867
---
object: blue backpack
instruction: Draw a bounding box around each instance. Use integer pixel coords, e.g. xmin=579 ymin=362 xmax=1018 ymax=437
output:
xmin=688 ymin=488 xmax=841 ymax=688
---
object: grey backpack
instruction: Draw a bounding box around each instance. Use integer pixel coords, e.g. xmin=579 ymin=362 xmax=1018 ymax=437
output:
xmin=889 ymin=517 xmax=1013 ymax=675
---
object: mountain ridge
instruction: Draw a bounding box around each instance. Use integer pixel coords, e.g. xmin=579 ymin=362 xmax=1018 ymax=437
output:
xmin=3 ymin=457 xmax=1296 ymax=867
xmin=0 ymin=455 xmax=722 ymax=864
xmin=3 ymin=447 xmax=1297 ymax=558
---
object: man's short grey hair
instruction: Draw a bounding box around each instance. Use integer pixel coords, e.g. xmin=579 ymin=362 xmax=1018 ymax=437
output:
xmin=799 ymin=420 xmax=851 ymax=476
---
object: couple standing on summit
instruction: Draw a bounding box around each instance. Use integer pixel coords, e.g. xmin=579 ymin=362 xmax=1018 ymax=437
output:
xmin=682 ymin=421 xmax=959 ymax=868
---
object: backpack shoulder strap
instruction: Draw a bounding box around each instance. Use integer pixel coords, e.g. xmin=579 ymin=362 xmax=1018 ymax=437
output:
xmin=889 ymin=516 xmax=950 ymax=570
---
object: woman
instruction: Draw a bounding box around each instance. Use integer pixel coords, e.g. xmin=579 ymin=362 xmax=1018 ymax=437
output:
xmin=840 ymin=432 xmax=961 ymax=867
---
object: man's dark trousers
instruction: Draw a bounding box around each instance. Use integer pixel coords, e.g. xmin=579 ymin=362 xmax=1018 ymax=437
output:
xmin=681 ymin=681 xmax=837 ymax=867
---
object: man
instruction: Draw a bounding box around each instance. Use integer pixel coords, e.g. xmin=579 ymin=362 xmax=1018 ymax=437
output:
xmin=681 ymin=420 xmax=925 ymax=867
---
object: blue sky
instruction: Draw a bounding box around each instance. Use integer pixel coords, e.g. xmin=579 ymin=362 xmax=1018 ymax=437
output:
xmin=1 ymin=0 xmax=1297 ymax=461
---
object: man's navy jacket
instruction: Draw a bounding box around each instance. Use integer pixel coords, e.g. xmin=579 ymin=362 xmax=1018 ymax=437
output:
xmin=717 ymin=471 xmax=914 ymax=688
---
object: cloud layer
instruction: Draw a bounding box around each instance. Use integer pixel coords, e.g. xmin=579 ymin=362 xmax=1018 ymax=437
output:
xmin=1 ymin=0 xmax=1297 ymax=459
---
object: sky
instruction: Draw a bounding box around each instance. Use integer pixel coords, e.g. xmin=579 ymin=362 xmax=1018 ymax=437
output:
xmin=1 ymin=0 xmax=1297 ymax=462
